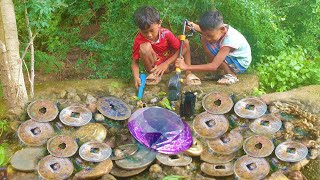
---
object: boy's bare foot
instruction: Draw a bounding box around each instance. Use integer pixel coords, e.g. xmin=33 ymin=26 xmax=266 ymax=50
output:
xmin=186 ymin=73 xmax=201 ymax=86
xmin=146 ymin=73 xmax=161 ymax=85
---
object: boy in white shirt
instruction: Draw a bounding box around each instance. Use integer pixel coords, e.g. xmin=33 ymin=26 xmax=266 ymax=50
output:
xmin=176 ymin=10 xmax=251 ymax=84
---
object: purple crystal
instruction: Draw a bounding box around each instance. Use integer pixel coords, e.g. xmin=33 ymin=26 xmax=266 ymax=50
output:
xmin=128 ymin=107 xmax=192 ymax=154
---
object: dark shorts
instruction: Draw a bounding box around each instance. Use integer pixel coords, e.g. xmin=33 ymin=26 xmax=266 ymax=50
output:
xmin=206 ymin=43 xmax=246 ymax=74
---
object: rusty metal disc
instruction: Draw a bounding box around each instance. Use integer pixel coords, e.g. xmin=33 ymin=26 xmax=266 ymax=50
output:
xmin=27 ymin=100 xmax=59 ymax=122
xmin=37 ymin=155 xmax=74 ymax=180
xmin=97 ymin=97 xmax=131 ymax=120
xmin=156 ymin=153 xmax=192 ymax=166
xmin=202 ymin=92 xmax=233 ymax=114
xmin=208 ymin=129 xmax=243 ymax=155
xmin=234 ymin=98 xmax=267 ymax=119
xmin=59 ymin=106 xmax=92 ymax=126
xmin=243 ymin=135 xmax=274 ymax=158
xmin=110 ymin=165 xmax=148 ymax=178
xmin=234 ymin=155 xmax=270 ymax=180
xmin=79 ymin=141 xmax=112 ymax=162
xmin=201 ymin=162 xmax=234 ymax=177
xmin=18 ymin=119 xmax=55 ymax=146
xmin=47 ymin=135 xmax=78 ymax=157
xmin=184 ymin=138 xmax=203 ymax=156
xmin=275 ymin=141 xmax=308 ymax=162
xmin=193 ymin=112 xmax=229 ymax=139
xmin=115 ymin=144 xmax=157 ymax=170
xmin=200 ymin=148 xmax=236 ymax=164
xmin=249 ymin=114 xmax=282 ymax=135
xmin=110 ymin=144 xmax=138 ymax=161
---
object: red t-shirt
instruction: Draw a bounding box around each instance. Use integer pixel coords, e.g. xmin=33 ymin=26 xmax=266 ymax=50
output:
xmin=132 ymin=28 xmax=180 ymax=66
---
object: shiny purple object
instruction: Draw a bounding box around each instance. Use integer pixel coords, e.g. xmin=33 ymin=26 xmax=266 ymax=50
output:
xmin=128 ymin=107 xmax=193 ymax=154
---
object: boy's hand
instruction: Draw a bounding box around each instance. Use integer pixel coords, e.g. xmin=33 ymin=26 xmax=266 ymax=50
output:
xmin=187 ymin=21 xmax=201 ymax=33
xmin=175 ymin=57 xmax=188 ymax=70
xmin=134 ymin=77 xmax=141 ymax=89
xmin=151 ymin=63 xmax=168 ymax=78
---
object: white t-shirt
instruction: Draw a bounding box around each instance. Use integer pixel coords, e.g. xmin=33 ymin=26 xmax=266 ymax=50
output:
xmin=217 ymin=25 xmax=252 ymax=68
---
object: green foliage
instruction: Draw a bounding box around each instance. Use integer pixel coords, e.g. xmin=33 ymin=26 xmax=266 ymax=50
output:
xmin=0 ymin=143 xmax=9 ymax=166
xmin=24 ymin=50 xmax=63 ymax=74
xmin=0 ymin=120 xmax=9 ymax=138
xmin=256 ymin=47 xmax=320 ymax=92
xmin=163 ymin=175 xmax=187 ymax=180
xmin=215 ymin=0 xmax=289 ymax=63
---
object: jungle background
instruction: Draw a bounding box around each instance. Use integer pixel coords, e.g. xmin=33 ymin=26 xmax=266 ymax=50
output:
xmin=0 ymin=0 xmax=320 ymax=171
xmin=0 ymin=0 xmax=317 ymax=97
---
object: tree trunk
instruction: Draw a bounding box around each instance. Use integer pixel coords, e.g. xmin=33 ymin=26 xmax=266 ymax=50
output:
xmin=0 ymin=0 xmax=28 ymax=115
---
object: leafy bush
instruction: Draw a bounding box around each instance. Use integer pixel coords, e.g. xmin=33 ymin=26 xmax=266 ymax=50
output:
xmin=24 ymin=50 xmax=63 ymax=74
xmin=0 ymin=143 xmax=9 ymax=166
xmin=256 ymin=47 xmax=320 ymax=92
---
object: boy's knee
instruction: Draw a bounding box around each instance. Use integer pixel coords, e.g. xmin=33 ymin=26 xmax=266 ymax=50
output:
xmin=139 ymin=42 xmax=152 ymax=55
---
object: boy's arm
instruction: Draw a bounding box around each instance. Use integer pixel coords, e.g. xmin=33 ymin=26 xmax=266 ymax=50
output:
xmin=177 ymin=46 xmax=231 ymax=71
xmin=131 ymin=59 xmax=141 ymax=88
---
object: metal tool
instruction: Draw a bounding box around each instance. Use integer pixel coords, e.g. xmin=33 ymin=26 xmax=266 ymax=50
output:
xmin=168 ymin=19 xmax=195 ymax=101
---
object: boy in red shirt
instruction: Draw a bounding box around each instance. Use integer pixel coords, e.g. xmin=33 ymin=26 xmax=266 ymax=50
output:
xmin=132 ymin=6 xmax=201 ymax=88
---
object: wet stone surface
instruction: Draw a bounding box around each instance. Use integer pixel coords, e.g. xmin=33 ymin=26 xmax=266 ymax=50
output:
xmin=10 ymin=147 xmax=46 ymax=171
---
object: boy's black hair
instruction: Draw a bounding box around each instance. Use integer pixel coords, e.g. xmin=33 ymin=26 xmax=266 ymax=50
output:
xmin=134 ymin=6 xmax=160 ymax=30
xmin=199 ymin=10 xmax=224 ymax=31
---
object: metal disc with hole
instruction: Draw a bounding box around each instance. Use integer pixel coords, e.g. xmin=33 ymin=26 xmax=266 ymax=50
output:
xmin=275 ymin=141 xmax=308 ymax=162
xmin=249 ymin=114 xmax=282 ymax=135
xmin=156 ymin=153 xmax=192 ymax=167
xmin=37 ymin=155 xmax=74 ymax=180
xmin=234 ymin=155 xmax=270 ymax=180
xmin=27 ymin=100 xmax=59 ymax=122
xmin=115 ymin=144 xmax=157 ymax=170
xmin=47 ymin=135 xmax=78 ymax=157
xmin=243 ymin=135 xmax=274 ymax=158
xmin=184 ymin=138 xmax=203 ymax=156
xmin=234 ymin=98 xmax=267 ymax=119
xmin=201 ymin=162 xmax=234 ymax=177
xmin=200 ymin=148 xmax=236 ymax=164
xmin=97 ymin=97 xmax=131 ymax=120
xmin=79 ymin=141 xmax=112 ymax=162
xmin=193 ymin=112 xmax=229 ymax=139
xmin=59 ymin=106 xmax=92 ymax=126
xmin=110 ymin=144 xmax=138 ymax=160
xmin=110 ymin=165 xmax=148 ymax=178
xmin=202 ymin=92 xmax=234 ymax=114
xmin=208 ymin=129 xmax=243 ymax=155
xmin=18 ymin=119 xmax=55 ymax=146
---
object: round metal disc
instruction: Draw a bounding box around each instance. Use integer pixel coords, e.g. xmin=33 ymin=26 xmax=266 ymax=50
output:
xmin=75 ymin=123 xmax=107 ymax=143
xmin=47 ymin=135 xmax=78 ymax=157
xmin=110 ymin=144 xmax=138 ymax=160
xmin=201 ymin=162 xmax=234 ymax=177
xmin=156 ymin=153 xmax=192 ymax=166
xmin=18 ymin=119 xmax=55 ymax=146
xmin=275 ymin=141 xmax=308 ymax=162
xmin=27 ymin=100 xmax=59 ymax=122
xmin=202 ymin=92 xmax=234 ymax=114
xmin=193 ymin=112 xmax=229 ymax=139
xmin=115 ymin=144 xmax=157 ymax=170
xmin=97 ymin=97 xmax=131 ymax=120
xmin=234 ymin=155 xmax=270 ymax=180
xmin=249 ymin=114 xmax=282 ymax=135
xmin=208 ymin=129 xmax=243 ymax=155
xmin=79 ymin=141 xmax=112 ymax=162
xmin=200 ymin=148 xmax=236 ymax=164
xmin=184 ymin=138 xmax=203 ymax=156
xmin=234 ymin=98 xmax=267 ymax=119
xmin=59 ymin=106 xmax=92 ymax=126
xmin=243 ymin=135 xmax=274 ymax=158
xmin=110 ymin=165 xmax=148 ymax=178
xmin=37 ymin=155 xmax=74 ymax=180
